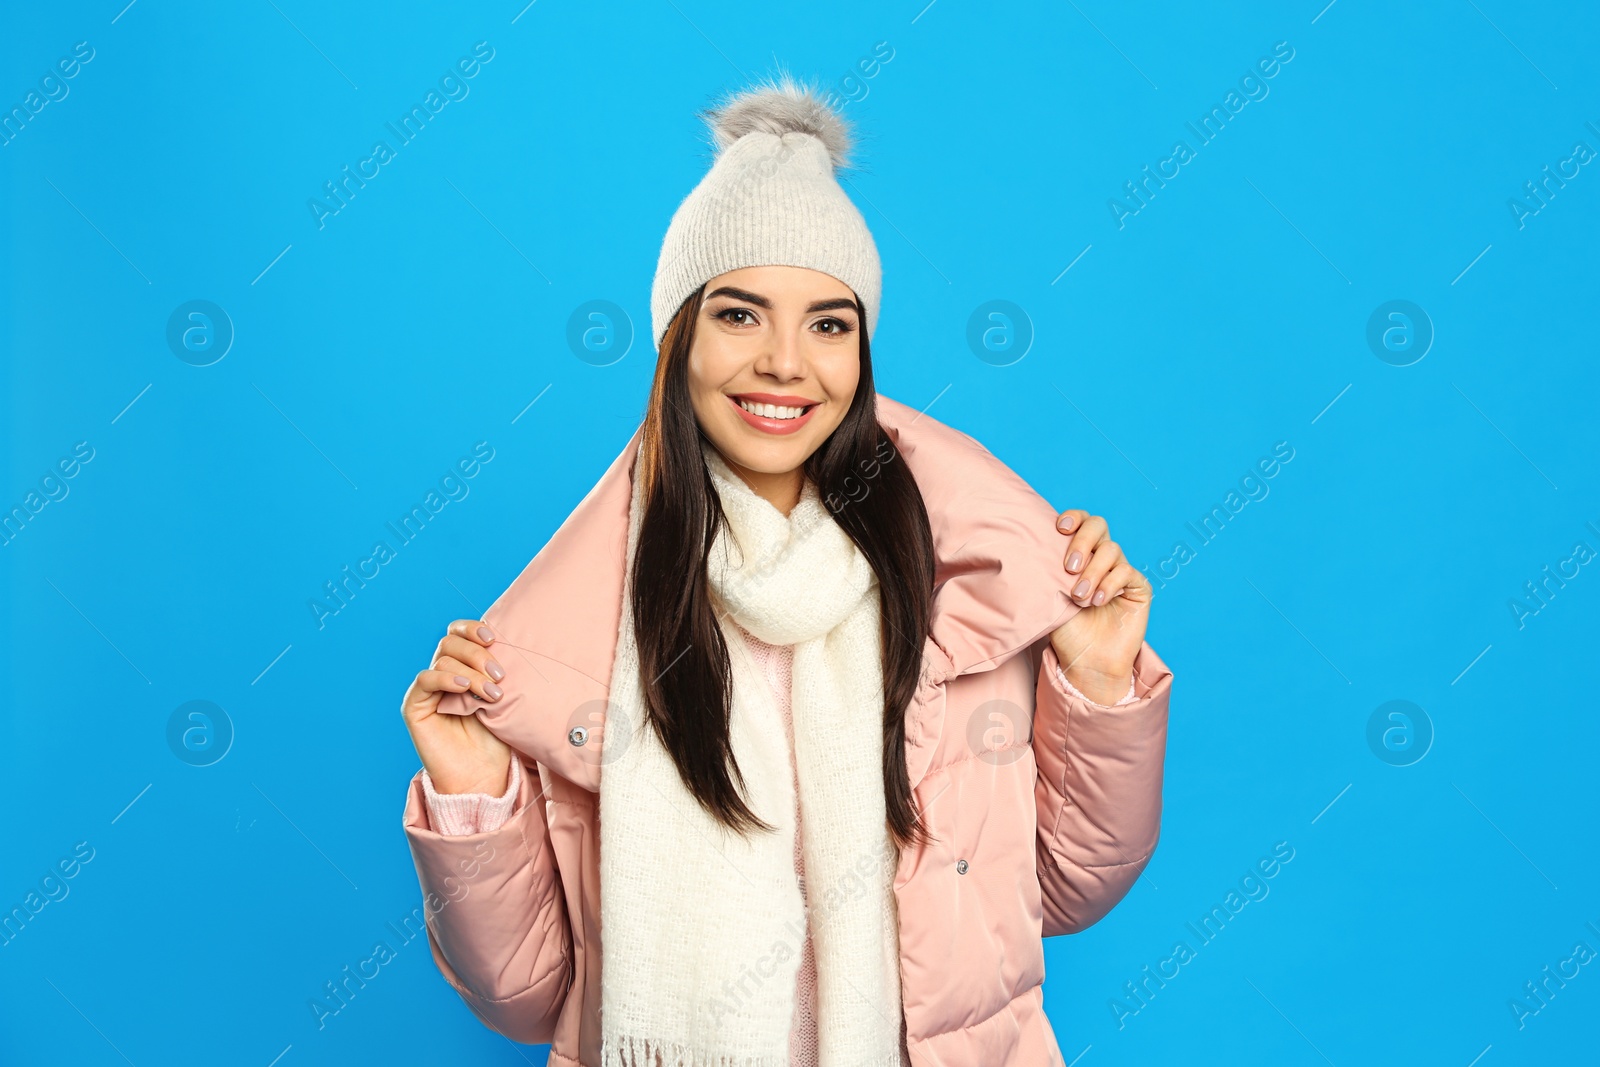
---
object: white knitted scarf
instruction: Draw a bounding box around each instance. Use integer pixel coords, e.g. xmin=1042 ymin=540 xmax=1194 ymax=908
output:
xmin=598 ymin=439 xmax=904 ymax=1066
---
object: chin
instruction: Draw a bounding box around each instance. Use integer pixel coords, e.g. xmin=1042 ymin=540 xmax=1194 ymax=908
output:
xmin=715 ymin=429 xmax=818 ymax=475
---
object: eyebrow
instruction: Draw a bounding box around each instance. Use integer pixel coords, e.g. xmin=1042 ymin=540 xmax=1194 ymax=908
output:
xmin=704 ymin=286 xmax=860 ymax=315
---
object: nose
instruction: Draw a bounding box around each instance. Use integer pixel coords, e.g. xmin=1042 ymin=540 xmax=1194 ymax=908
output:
xmin=754 ymin=323 xmax=805 ymax=382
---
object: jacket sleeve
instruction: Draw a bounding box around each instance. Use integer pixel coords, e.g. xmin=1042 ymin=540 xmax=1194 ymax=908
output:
xmin=1033 ymin=639 xmax=1172 ymax=937
xmin=402 ymin=756 xmax=573 ymax=1042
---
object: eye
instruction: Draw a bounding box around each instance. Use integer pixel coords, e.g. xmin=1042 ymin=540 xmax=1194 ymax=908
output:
xmin=715 ymin=307 xmax=757 ymax=327
xmin=813 ymin=317 xmax=856 ymax=336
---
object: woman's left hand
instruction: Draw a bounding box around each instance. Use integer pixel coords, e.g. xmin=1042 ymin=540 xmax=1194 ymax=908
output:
xmin=1048 ymin=510 xmax=1153 ymax=705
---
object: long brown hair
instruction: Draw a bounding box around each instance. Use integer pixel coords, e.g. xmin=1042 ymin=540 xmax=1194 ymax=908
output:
xmin=631 ymin=286 xmax=936 ymax=851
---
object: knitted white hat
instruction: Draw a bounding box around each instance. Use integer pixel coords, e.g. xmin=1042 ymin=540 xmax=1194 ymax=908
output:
xmin=650 ymin=76 xmax=882 ymax=349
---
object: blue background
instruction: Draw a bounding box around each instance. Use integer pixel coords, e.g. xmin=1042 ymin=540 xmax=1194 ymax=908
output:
xmin=3 ymin=1 xmax=1596 ymax=1064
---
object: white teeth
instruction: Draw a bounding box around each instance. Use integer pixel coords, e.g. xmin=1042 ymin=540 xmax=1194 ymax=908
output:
xmin=737 ymin=398 xmax=808 ymax=420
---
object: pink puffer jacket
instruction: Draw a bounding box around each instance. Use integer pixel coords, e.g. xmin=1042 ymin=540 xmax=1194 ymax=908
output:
xmin=401 ymin=394 xmax=1173 ymax=1065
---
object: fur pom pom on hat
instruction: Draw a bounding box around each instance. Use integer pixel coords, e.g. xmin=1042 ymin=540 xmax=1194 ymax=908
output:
xmin=707 ymin=78 xmax=854 ymax=168
xmin=650 ymin=75 xmax=882 ymax=349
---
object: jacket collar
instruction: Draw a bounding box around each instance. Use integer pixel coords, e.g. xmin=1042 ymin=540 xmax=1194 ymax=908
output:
xmin=475 ymin=393 xmax=1082 ymax=789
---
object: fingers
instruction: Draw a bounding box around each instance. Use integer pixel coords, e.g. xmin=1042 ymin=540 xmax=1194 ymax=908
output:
xmin=1055 ymin=509 xmax=1089 ymax=535
xmin=1070 ymin=539 xmax=1124 ymax=606
xmin=1061 ymin=515 xmax=1108 ymax=576
xmin=1056 ymin=512 xmax=1144 ymax=608
xmin=402 ymin=620 xmax=502 ymax=729
xmin=432 ymin=655 xmax=503 ymax=704
xmin=447 ymin=618 xmax=496 ymax=647
xmin=1115 ymin=561 xmax=1154 ymax=604
xmin=404 ymin=668 xmax=478 ymax=724
xmin=1093 ymin=560 xmax=1145 ymax=608
xmin=413 ymin=668 xmax=478 ymax=697
xmin=433 ymin=634 xmax=506 ymax=684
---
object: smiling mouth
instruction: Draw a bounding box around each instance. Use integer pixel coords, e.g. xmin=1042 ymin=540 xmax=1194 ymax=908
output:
xmin=733 ymin=397 xmax=815 ymax=420
xmin=725 ymin=393 xmax=822 ymax=435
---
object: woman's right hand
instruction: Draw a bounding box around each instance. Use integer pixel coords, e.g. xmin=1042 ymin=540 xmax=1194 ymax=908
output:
xmin=401 ymin=619 xmax=514 ymax=795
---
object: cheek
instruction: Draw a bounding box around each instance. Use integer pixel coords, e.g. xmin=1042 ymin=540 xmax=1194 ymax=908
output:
xmin=821 ymin=348 xmax=861 ymax=406
xmin=686 ymin=341 xmax=734 ymax=408
xmin=687 ymin=338 xmax=769 ymax=439
xmin=686 ymin=374 xmax=722 ymax=431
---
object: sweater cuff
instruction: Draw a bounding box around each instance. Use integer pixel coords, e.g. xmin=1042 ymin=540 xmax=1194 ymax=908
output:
xmin=1055 ymin=663 xmax=1138 ymax=707
xmin=420 ymin=756 xmax=522 ymax=836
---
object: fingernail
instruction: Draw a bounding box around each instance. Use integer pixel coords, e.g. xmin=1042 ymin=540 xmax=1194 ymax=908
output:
xmin=486 ymin=660 xmax=505 ymax=681
xmin=484 ymin=682 xmax=503 ymax=701
xmin=1092 ymin=590 xmax=1107 ymax=606
xmin=453 ymin=675 xmax=471 ymax=688
xmin=1073 ymin=579 xmax=1090 ymax=599
xmin=1067 ymin=552 xmax=1082 ymax=572
xmin=1057 ymin=517 xmax=1075 ymax=532
xmin=477 ymin=625 xmax=494 ymax=642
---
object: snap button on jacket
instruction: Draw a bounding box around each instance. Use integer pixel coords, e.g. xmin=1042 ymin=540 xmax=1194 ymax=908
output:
xmin=402 ymin=394 xmax=1173 ymax=1066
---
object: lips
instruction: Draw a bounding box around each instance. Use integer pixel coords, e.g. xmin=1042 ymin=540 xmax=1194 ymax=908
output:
xmin=726 ymin=393 xmax=820 ymax=436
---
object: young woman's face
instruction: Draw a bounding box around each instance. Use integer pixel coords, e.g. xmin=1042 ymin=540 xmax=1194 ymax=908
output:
xmin=687 ymin=264 xmax=862 ymax=487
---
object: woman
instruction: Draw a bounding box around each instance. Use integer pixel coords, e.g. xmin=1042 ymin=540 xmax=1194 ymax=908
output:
xmin=400 ymin=78 xmax=1171 ymax=1066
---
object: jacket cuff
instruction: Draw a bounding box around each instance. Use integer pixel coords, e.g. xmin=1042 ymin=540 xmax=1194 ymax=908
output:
xmin=420 ymin=756 xmax=522 ymax=836
xmin=1041 ymin=640 xmax=1171 ymax=716
xmin=1054 ymin=663 xmax=1138 ymax=707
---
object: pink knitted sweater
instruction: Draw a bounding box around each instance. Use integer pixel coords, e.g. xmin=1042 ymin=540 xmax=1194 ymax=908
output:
xmin=420 ymin=631 xmax=1133 ymax=1061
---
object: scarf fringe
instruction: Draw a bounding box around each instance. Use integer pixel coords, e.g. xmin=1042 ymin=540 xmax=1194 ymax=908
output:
xmin=598 ymin=1034 xmax=790 ymax=1067
xmin=600 ymin=1033 xmax=908 ymax=1067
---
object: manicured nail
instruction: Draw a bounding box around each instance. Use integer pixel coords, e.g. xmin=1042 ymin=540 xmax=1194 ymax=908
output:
xmin=484 ymin=682 xmax=503 ymax=701
xmin=486 ymin=660 xmax=505 ymax=682
xmin=1073 ymin=579 xmax=1090 ymax=599
xmin=477 ymin=625 xmax=494 ymax=642
xmin=1057 ymin=517 xmax=1075 ymax=532
xmin=1067 ymin=552 xmax=1082 ymax=573
xmin=1092 ymin=590 xmax=1107 ymax=606
xmin=453 ymin=675 xmax=472 ymax=688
